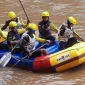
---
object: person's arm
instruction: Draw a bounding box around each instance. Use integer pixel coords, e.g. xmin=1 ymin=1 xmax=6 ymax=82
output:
xmin=11 ymin=40 xmax=19 ymax=44
xmin=7 ymin=32 xmax=13 ymax=46
xmin=34 ymin=34 xmax=46 ymax=43
xmin=17 ymin=28 xmax=26 ymax=35
xmin=59 ymin=24 xmax=66 ymax=36
xmin=38 ymin=22 xmax=44 ymax=33
xmin=1 ymin=21 xmax=9 ymax=30
xmin=20 ymin=19 xmax=30 ymax=28
xmin=20 ymin=35 xmax=31 ymax=55
xmin=50 ymin=22 xmax=58 ymax=33
xmin=34 ymin=34 xmax=51 ymax=43
xmin=0 ymin=30 xmax=8 ymax=39
xmin=58 ymin=24 xmax=66 ymax=42
xmin=73 ymin=31 xmax=84 ymax=41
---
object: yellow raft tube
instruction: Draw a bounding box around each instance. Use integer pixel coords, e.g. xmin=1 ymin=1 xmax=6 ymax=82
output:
xmin=49 ymin=42 xmax=85 ymax=72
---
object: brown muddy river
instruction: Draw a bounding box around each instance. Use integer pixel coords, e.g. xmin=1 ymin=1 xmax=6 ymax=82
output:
xmin=0 ymin=0 xmax=85 ymax=85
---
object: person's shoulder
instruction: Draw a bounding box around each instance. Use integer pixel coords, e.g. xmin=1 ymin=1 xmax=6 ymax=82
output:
xmin=23 ymin=34 xmax=29 ymax=41
xmin=6 ymin=20 xmax=11 ymax=23
xmin=8 ymin=30 xmax=11 ymax=33
xmin=8 ymin=30 xmax=13 ymax=33
xmin=5 ymin=20 xmax=11 ymax=25
xmin=49 ymin=21 xmax=54 ymax=25
xmin=38 ymin=20 xmax=43 ymax=25
xmin=60 ymin=23 xmax=66 ymax=29
xmin=22 ymin=31 xmax=29 ymax=37
xmin=49 ymin=20 xmax=51 ymax=23
xmin=8 ymin=31 xmax=13 ymax=36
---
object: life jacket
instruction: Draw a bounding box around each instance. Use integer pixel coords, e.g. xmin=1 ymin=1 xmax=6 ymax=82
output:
xmin=11 ymin=31 xmax=20 ymax=41
xmin=59 ymin=24 xmax=74 ymax=42
xmin=16 ymin=17 xmax=22 ymax=29
xmin=21 ymin=31 xmax=36 ymax=52
xmin=38 ymin=21 xmax=51 ymax=38
xmin=7 ymin=30 xmax=20 ymax=47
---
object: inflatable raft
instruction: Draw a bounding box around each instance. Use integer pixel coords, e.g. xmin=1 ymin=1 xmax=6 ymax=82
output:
xmin=0 ymin=41 xmax=85 ymax=72
xmin=0 ymin=30 xmax=85 ymax=72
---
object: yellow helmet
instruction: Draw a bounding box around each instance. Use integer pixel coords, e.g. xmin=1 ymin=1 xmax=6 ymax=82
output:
xmin=9 ymin=21 xmax=17 ymax=27
xmin=8 ymin=12 xmax=16 ymax=19
xmin=68 ymin=17 xmax=76 ymax=25
xmin=27 ymin=23 xmax=38 ymax=31
xmin=42 ymin=12 xmax=49 ymax=17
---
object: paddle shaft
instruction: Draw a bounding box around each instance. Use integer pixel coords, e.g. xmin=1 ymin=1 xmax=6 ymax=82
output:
xmin=73 ymin=31 xmax=84 ymax=42
xmin=19 ymin=0 xmax=29 ymax=21
xmin=12 ymin=43 xmax=46 ymax=67
xmin=11 ymin=40 xmax=22 ymax=53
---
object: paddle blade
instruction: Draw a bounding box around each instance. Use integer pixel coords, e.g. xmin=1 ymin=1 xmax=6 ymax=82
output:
xmin=0 ymin=53 xmax=11 ymax=67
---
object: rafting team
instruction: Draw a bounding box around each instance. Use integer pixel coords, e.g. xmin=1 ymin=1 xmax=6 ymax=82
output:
xmin=0 ymin=11 xmax=81 ymax=58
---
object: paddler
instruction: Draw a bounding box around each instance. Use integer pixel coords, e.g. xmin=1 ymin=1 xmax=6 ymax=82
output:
xmin=7 ymin=21 xmax=50 ymax=57
xmin=38 ymin=11 xmax=58 ymax=45
xmin=1 ymin=11 xmax=29 ymax=30
xmin=19 ymin=23 xmax=51 ymax=57
xmin=7 ymin=21 xmax=21 ymax=50
xmin=58 ymin=16 xmax=80 ymax=50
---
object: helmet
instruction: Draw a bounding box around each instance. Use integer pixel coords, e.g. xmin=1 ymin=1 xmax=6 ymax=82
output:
xmin=9 ymin=21 xmax=17 ymax=27
xmin=67 ymin=17 xmax=76 ymax=25
xmin=8 ymin=12 xmax=16 ymax=19
xmin=27 ymin=23 xmax=38 ymax=31
xmin=42 ymin=12 xmax=49 ymax=17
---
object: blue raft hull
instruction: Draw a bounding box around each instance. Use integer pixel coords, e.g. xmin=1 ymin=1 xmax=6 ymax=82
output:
xmin=0 ymin=40 xmax=60 ymax=72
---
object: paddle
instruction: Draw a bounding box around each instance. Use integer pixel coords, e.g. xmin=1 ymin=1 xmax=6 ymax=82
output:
xmin=19 ymin=0 xmax=29 ymax=21
xmin=73 ymin=31 xmax=84 ymax=42
xmin=0 ymin=40 xmax=20 ymax=67
xmin=12 ymin=43 xmax=46 ymax=67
